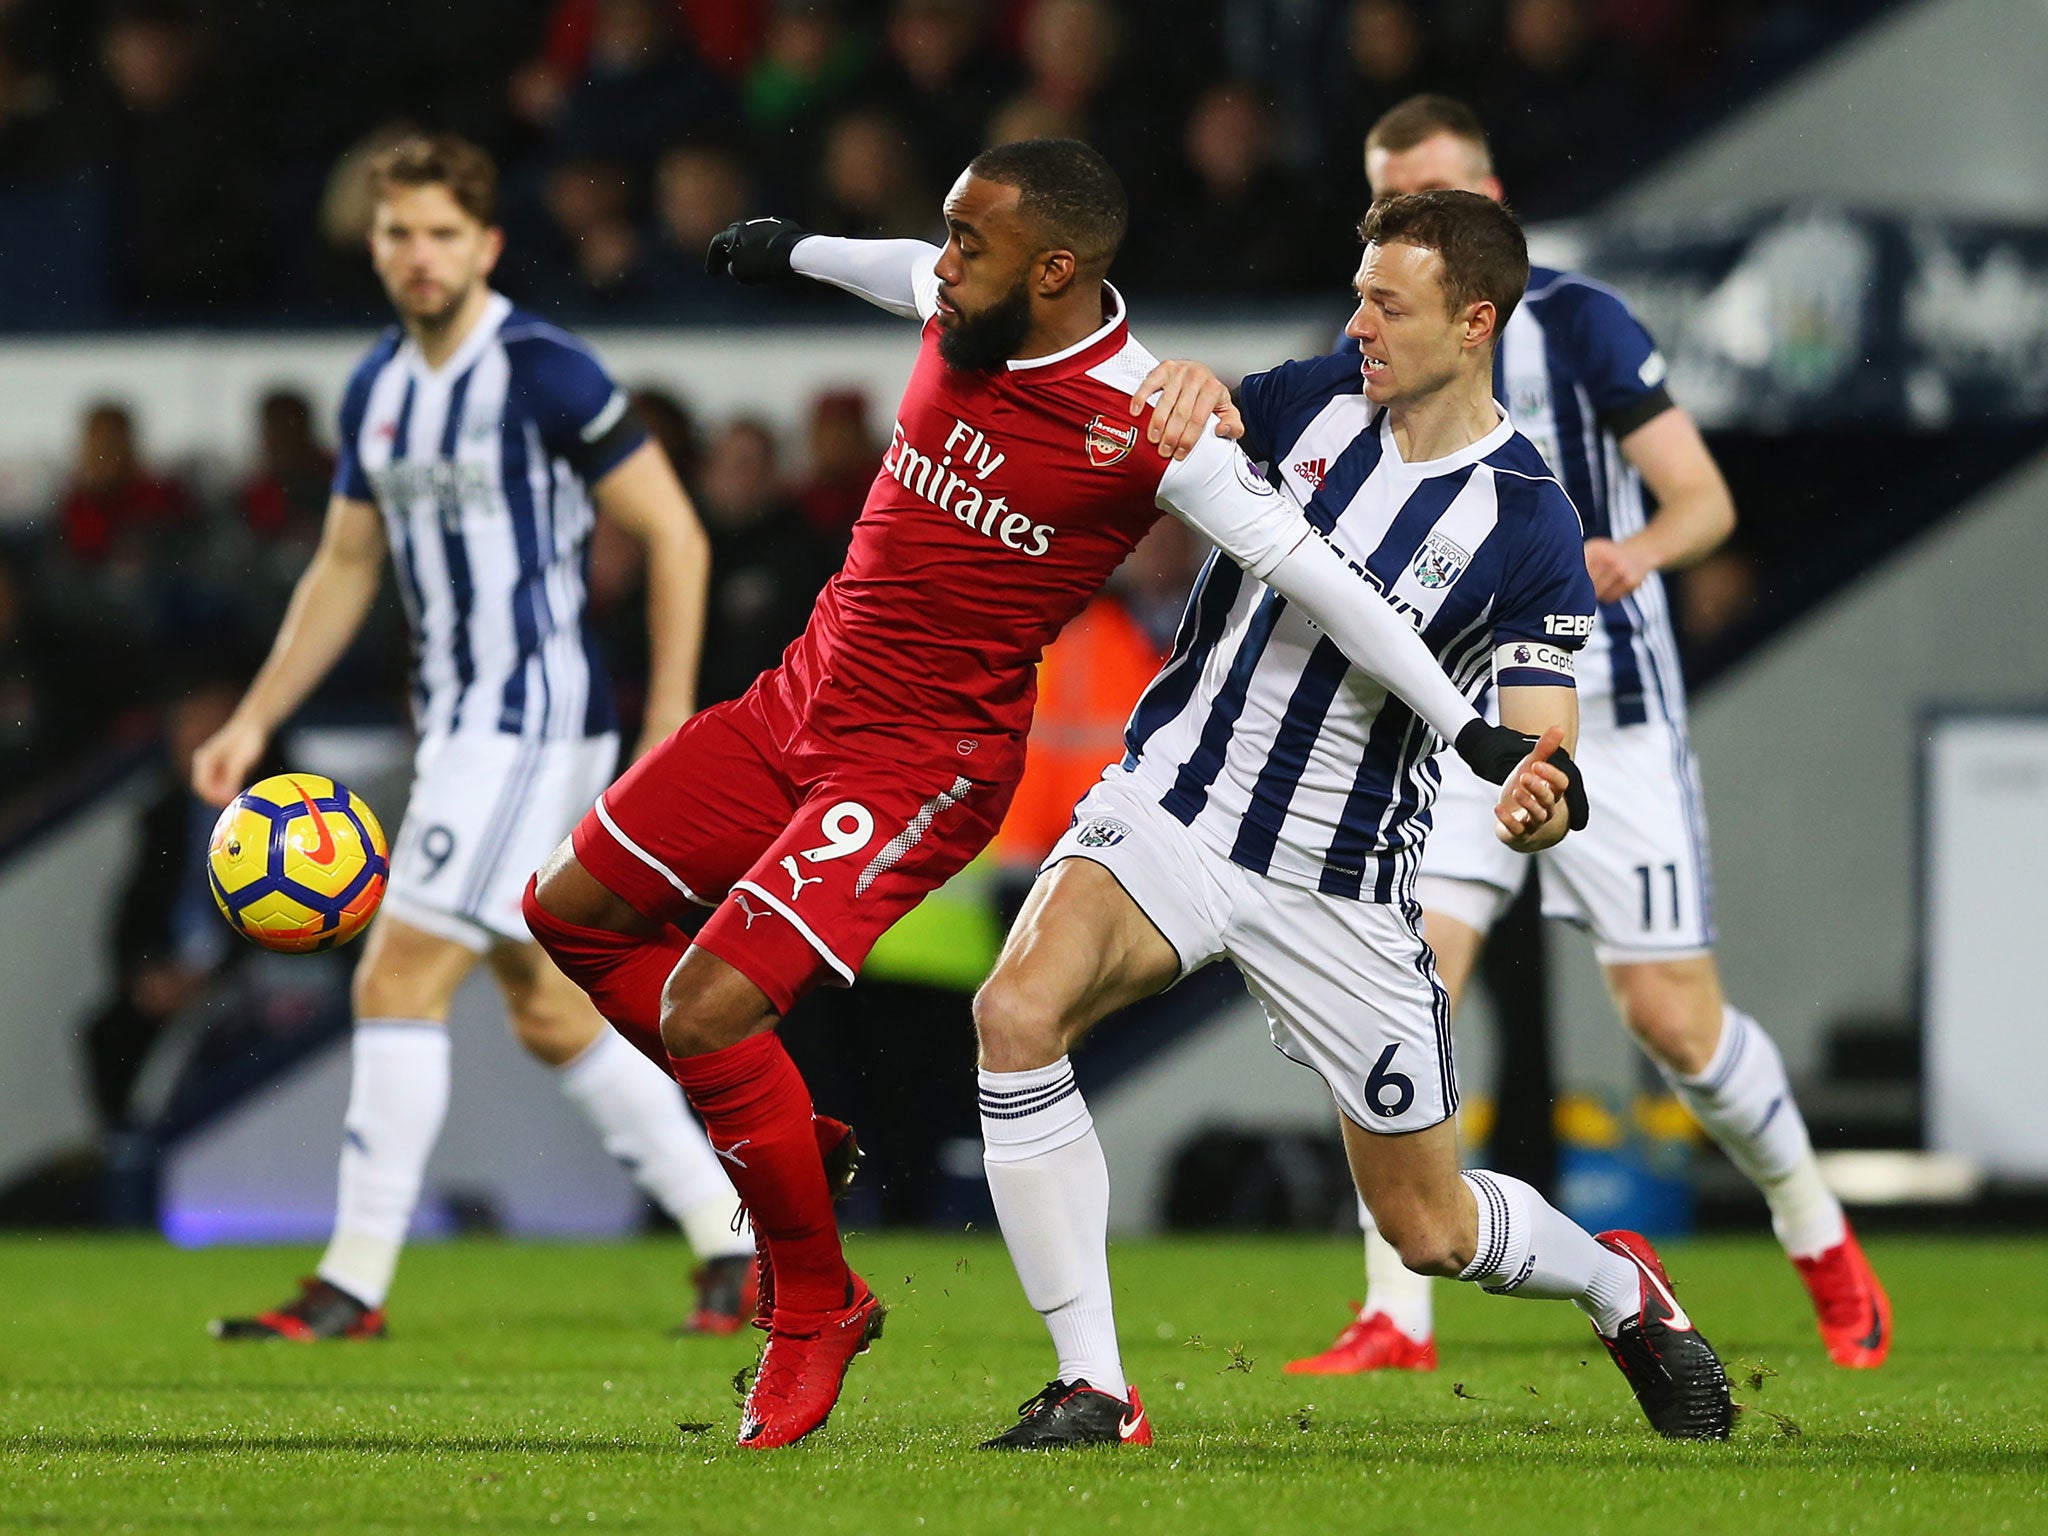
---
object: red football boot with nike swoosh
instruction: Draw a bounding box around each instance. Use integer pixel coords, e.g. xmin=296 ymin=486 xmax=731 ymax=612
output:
xmin=1792 ymin=1225 xmax=1891 ymax=1368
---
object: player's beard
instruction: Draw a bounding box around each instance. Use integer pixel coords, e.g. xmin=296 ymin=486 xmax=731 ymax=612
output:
xmin=937 ymin=276 xmax=1034 ymax=373
xmin=396 ymin=277 xmax=476 ymax=338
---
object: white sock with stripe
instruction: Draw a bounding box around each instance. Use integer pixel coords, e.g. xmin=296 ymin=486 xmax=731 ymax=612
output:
xmin=554 ymin=1026 xmax=751 ymax=1259
xmin=318 ymin=1020 xmax=452 ymax=1310
xmin=980 ymin=1058 xmax=1127 ymax=1398
xmin=1663 ymin=1006 xmax=1845 ymax=1259
xmin=1356 ymin=1191 xmax=1434 ymax=1341
xmin=1458 ymin=1170 xmax=1641 ymax=1337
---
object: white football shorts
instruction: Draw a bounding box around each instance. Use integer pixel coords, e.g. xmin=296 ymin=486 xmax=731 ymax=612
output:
xmin=1416 ymin=716 xmax=1715 ymax=963
xmin=1046 ymin=765 xmax=1456 ymax=1135
xmin=383 ymin=730 xmax=619 ymax=951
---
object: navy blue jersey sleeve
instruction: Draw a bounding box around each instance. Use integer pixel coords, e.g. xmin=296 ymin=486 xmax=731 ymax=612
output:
xmin=331 ymin=332 xmax=397 ymax=503
xmin=1237 ymin=352 xmax=1361 ymax=467
xmin=1490 ymin=479 xmax=1597 ymax=688
xmin=503 ymin=324 xmax=648 ymax=485
xmin=1552 ymin=279 xmax=1674 ymax=439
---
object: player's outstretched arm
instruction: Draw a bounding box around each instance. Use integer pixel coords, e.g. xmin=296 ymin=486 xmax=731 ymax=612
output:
xmin=707 ymin=217 xmax=940 ymax=320
xmin=591 ymin=439 xmax=711 ymax=758
xmin=190 ymin=494 xmax=384 ymax=806
xmin=1152 ymin=430 xmax=1483 ymax=733
xmin=1492 ymin=689 xmax=1581 ymax=853
xmin=1153 ymin=431 xmax=1589 ymax=822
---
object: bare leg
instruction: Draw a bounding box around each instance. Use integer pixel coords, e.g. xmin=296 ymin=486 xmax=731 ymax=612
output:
xmin=1609 ymin=955 xmax=1844 ymax=1258
xmin=1342 ymin=1113 xmax=1636 ymax=1328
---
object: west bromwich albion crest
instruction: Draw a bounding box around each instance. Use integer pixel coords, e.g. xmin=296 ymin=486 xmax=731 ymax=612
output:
xmin=1411 ymin=530 xmax=1471 ymax=590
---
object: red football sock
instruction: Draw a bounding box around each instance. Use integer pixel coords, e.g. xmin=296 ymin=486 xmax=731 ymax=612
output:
xmin=521 ymin=876 xmax=684 ymax=1069
xmin=669 ymin=1032 xmax=849 ymax=1313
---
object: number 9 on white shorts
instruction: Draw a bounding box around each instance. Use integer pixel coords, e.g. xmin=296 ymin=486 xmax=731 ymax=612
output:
xmin=384 ymin=731 xmax=620 ymax=951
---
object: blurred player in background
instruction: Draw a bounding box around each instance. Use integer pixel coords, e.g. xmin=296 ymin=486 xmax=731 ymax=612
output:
xmin=191 ymin=135 xmax=757 ymax=1342
xmin=1287 ymin=96 xmax=1888 ymax=1378
xmin=524 ymin=138 xmax=1563 ymax=1449
xmin=976 ymin=191 xmax=1733 ymax=1449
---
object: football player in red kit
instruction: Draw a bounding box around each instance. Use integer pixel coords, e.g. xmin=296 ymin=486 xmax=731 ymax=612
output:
xmin=522 ymin=139 xmax=1580 ymax=1449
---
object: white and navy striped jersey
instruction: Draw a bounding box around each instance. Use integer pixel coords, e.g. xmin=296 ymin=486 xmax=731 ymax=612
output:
xmin=334 ymin=291 xmax=647 ymax=741
xmin=1342 ymin=266 xmax=1683 ymax=729
xmin=1497 ymin=267 xmax=1682 ymax=729
xmin=1122 ymin=351 xmax=1597 ymax=904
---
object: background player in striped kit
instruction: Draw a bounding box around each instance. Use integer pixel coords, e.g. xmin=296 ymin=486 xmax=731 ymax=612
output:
xmin=974 ymin=192 xmax=1733 ymax=1450
xmin=190 ymin=136 xmax=756 ymax=1341
xmin=1284 ymin=96 xmax=1889 ymax=1378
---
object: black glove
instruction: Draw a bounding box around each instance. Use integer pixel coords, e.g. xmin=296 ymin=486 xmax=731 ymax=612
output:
xmin=1452 ymin=719 xmax=1590 ymax=832
xmin=704 ymin=217 xmax=811 ymax=283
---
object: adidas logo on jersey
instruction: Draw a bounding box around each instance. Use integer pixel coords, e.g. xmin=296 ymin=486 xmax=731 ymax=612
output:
xmin=885 ymin=418 xmax=1054 ymax=557
xmin=1292 ymin=458 xmax=1328 ymax=489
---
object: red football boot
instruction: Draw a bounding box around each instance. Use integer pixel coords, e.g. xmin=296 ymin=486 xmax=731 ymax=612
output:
xmin=737 ymin=1274 xmax=885 ymax=1448
xmin=1792 ymin=1226 xmax=1891 ymax=1368
xmin=1284 ymin=1308 xmax=1437 ymax=1374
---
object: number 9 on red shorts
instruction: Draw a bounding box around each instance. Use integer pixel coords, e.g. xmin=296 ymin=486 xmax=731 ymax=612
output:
xmin=570 ymin=688 xmax=1014 ymax=1014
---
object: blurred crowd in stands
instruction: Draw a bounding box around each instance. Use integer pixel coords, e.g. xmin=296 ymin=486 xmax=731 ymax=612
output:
xmin=0 ymin=0 xmax=1845 ymax=326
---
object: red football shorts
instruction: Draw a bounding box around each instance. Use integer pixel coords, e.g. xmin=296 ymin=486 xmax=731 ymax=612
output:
xmin=571 ymin=680 xmax=1014 ymax=1014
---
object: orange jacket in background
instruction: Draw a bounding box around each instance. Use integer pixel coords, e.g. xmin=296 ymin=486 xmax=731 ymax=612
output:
xmin=993 ymin=593 xmax=1167 ymax=868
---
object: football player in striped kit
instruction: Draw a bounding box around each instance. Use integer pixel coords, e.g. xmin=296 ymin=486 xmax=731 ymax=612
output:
xmin=1285 ymin=96 xmax=1888 ymax=1379
xmin=974 ymin=191 xmax=1734 ymax=1448
xmin=192 ymin=136 xmax=756 ymax=1341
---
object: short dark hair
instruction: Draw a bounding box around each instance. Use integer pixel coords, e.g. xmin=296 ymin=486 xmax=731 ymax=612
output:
xmin=964 ymin=138 xmax=1128 ymax=270
xmin=368 ymin=134 xmax=498 ymax=226
xmin=1357 ymin=190 xmax=1527 ymax=332
xmin=1365 ymin=94 xmax=1492 ymax=174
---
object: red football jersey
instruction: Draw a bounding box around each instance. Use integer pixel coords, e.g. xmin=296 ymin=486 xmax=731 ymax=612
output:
xmin=766 ymin=289 xmax=1171 ymax=785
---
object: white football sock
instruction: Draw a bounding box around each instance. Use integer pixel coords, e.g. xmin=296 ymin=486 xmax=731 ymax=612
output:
xmin=1356 ymin=1193 xmax=1433 ymax=1342
xmin=1459 ymin=1169 xmax=1641 ymax=1337
xmin=1664 ymin=1006 xmax=1845 ymax=1259
xmin=981 ymin=1058 xmax=1127 ymax=1398
xmin=554 ymin=1026 xmax=751 ymax=1260
xmin=318 ymin=1020 xmax=452 ymax=1309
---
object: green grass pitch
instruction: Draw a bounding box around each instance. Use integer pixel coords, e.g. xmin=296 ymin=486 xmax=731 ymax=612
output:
xmin=3 ymin=1232 xmax=2044 ymax=1534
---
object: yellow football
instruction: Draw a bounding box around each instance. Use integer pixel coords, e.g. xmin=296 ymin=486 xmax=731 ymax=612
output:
xmin=206 ymin=774 xmax=388 ymax=953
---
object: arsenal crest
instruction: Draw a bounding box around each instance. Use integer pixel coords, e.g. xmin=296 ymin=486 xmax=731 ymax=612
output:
xmin=1084 ymin=414 xmax=1138 ymax=468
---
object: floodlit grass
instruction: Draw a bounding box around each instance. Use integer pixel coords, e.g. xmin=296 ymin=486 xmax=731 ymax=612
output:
xmin=2 ymin=1232 xmax=2043 ymax=1533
